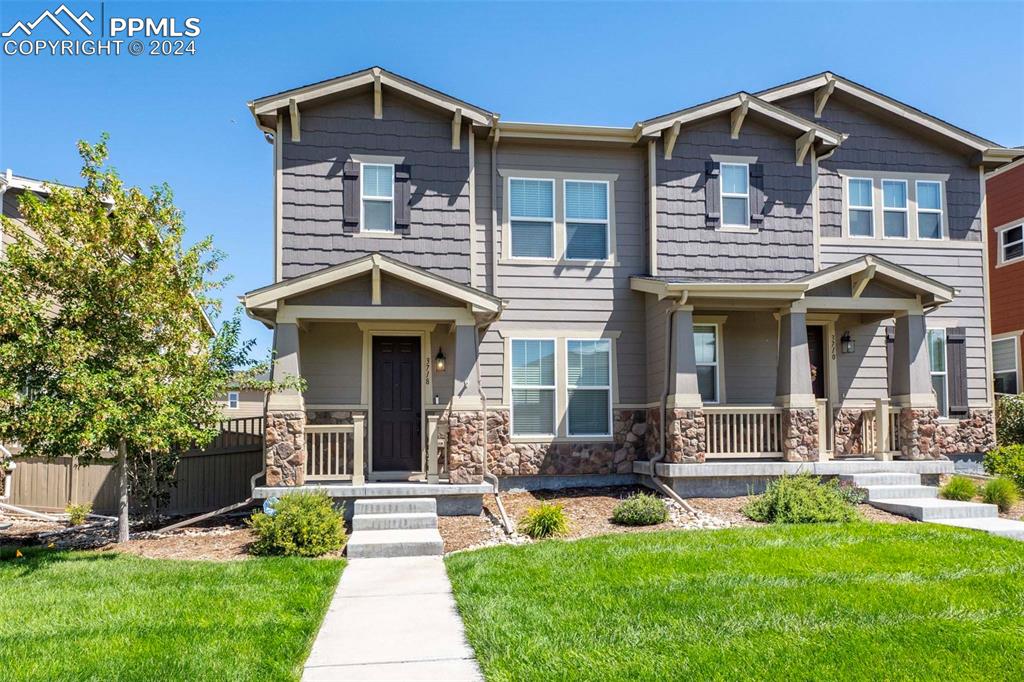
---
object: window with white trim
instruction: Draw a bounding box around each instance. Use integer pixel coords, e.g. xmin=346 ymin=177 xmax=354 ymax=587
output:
xmin=509 ymin=178 xmax=555 ymax=258
xmin=510 ymin=339 xmax=556 ymax=436
xmin=566 ymin=339 xmax=612 ymax=436
xmin=848 ymin=177 xmax=874 ymax=237
xmin=993 ymin=337 xmax=1019 ymax=395
xmin=564 ymin=181 xmax=609 ymax=260
xmin=927 ymin=329 xmax=948 ymax=417
xmin=227 ymin=391 xmax=239 ymax=409
xmin=882 ymin=179 xmax=908 ymax=238
xmin=694 ymin=325 xmax=719 ymax=403
xmin=720 ymin=163 xmax=750 ymax=228
xmin=361 ymin=163 xmax=395 ymax=232
xmin=1000 ymin=224 xmax=1024 ymax=265
xmin=916 ymin=181 xmax=943 ymax=239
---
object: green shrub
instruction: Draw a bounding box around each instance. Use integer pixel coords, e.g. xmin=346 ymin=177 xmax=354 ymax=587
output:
xmin=940 ymin=475 xmax=977 ymax=501
xmin=984 ymin=444 xmax=1024 ymax=492
xmin=837 ymin=482 xmax=867 ymax=506
xmin=996 ymin=393 xmax=1024 ymax=445
xmin=65 ymin=502 xmax=92 ymax=526
xmin=981 ymin=477 xmax=1019 ymax=513
xmin=247 ymin=491 xmax=345 ymax=557
xmin=742 ymin=474 xmax=859 ymax=524
xmin=612 ymin=493 xmax=669 ymax=526
xmin=518 ymin=502 xmax=569 ymax=539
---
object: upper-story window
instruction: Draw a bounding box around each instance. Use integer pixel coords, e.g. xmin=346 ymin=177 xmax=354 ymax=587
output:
xmin=720 ymin=163 xmax=750 ymax=228
xmin=509 ymin=178 xmax=555 ymax=258
xmin=848 ymin=178 xmax=875 ymax=237
xmin=882 ymin=180 xmax=908 ymax=238
xmin=998 ymin=224 xmax=1023 ymax=265
xmin=361 ymin=163 xmax=395 ymax=233
xmin=916 ymin=181 xmax=943 ymax=239
xmin=227 ymin=391 xmax=239 ymax=409
xmin=564 ymin=181 xmax=609 ymax=260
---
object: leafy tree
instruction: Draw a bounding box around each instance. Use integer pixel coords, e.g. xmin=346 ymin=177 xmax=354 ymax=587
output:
xmin=0 ymin=136 xmax=284 ymax=541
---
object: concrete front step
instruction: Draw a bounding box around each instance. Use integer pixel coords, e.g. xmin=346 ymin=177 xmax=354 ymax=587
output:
xmin=346 ymin=528 xmax=444 ymax=559
xmin=353 ymin=497 xmax=437 ymax=515
xmin=931 ymin=516 xmax=1024 ymax=541
xmin=352 ymin=511 xmax=438 ymax=531
xmin=862 ymin=484 xmax=938 ymax=501
xmin=840 ymin=472 xmax=922 ymax=487
xmin=870 ymin=497 xmax=998 ymax=521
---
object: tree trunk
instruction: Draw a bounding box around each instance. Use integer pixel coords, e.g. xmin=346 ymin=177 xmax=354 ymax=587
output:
xmin=117 ymin=439 xmax=129 ymax=543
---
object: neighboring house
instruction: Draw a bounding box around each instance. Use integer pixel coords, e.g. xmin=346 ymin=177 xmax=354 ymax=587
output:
xmin=1 ymin=170 xmax=51 ymax=252
xmin=987 ymin=156 xmax=1024 ymax=395
xmin=241 ymin=67 xmax=1021 ymax=494
xmin=216 ymin=372 xmax=270 ymax=419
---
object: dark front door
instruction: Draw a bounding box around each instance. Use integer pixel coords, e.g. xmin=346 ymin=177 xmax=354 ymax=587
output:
xmin=806 ymin=325 xmax=826 ymax=400
xmin=372 ymin=336 xmax=422 ymax=473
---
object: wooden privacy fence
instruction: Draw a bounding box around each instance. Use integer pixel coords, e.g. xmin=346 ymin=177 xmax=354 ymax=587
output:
xmin=2 ymin=417 xmax=264 ymax=515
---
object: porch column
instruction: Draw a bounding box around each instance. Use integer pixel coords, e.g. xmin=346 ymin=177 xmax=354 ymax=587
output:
xmin=776 ymin=306 xmax=819 ymax=461
xmin=891 ymin=309 xmax=939 ymax=460
xmin=265 ymin=322 xmax=307 ymax=486
xmin=448 ymin=324 xmax=484 ymax=483
xmin=665 ymin=305 xmax=706 ymax=463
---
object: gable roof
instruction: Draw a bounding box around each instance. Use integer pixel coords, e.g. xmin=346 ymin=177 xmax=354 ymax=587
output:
xmin=793 ymin=254 xmax=955 ymax=305
xmin=248 ymin=66 xmax=494 ymax=131
xmin=243 ymin=253 xmax=502 ymax=316
xmin=639 ymin=91 xmax=844 ymax=149
xmin=756 ymin=72 xmax=1020 ymax=161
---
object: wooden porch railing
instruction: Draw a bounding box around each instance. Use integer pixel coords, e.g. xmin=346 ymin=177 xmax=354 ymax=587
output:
xmin=835 ymin=399 xmax=900 ymax=460
xmin=704 ymin=406 xmax=783 ymax=459
xmin=305 ymin=414 xmax=365 ymax=483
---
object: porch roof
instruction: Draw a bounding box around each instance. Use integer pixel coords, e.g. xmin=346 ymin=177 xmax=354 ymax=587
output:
xmin=631 ymin=255 xmax=956 ymax=309
xmin=243 ymin=253 xmax=503 ymax=325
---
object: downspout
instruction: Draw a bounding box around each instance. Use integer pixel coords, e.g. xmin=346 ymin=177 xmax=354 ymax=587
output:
xmin=489 ymin=120 xmax=500 ymax=296
xmin=476 ymin=321 xmax=513 ymax=534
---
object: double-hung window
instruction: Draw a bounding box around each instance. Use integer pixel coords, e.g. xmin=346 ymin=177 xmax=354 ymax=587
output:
xmin=694 ymin=325 xmax=719 ymax=403
xmin=566 ymin=339 xmax=611 ymax=436
xmin=927 ymin=329 xmax=948 ymax=417
xmin=361 ymin=163 xmax=395 ymax=232
xmin=564 ymin=181 xmax=609 ymax=260
xmin=882 ymin=179 xmax=908 ymax=238
xmin=1000 ymin=224 xmax=1024 ymax=265
xmin=848 ymin=178 xmax=874 ymax=237
xmin=993 ymin=338 xmax=1019 ymax=395
xmin=227 ymin=391 xmax=239 ymax=410
xmin=916 ymin=181 xmax=943 ymax=239
xmin=720 ymin=163 xmax=750 ymax=228
xmin=511 ymin=339 xmax=556 ymax=436
xmin=509 ymin=178 xmax=555 ymax=258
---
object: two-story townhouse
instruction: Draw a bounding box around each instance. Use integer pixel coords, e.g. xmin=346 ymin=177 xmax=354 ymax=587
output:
xmin=241 ymin=68 xmax=1021 ymax=502
xmin=987 ymin=156 xmax=1024 ymax=396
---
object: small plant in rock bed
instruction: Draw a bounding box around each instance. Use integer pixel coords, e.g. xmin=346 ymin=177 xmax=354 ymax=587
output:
xmin=612 ymin=493 xmax=669 ymax=526
xmin=984 ymin=444 xmax=1024 ymax=492
xmin=980 ymin=478 xmax=1019 ymax=514
xmin=247 ymin=491 xmax=346 ymax=557
xmin=65 ymin=503 xmax=92 ymax=526
xmin=742 ymin=473 xmax=859 ymax=524
xmin=836 ymin=481 xmax=867 ymax=505
xmin=518 ymin=502 xmax=569 ymax=539
xmin=940 ymin=475 xmax=978 ymax=502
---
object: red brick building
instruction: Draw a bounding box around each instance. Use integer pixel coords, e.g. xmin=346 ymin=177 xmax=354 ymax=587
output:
xmin=988 ymin=156 xmax=1024 ymax=394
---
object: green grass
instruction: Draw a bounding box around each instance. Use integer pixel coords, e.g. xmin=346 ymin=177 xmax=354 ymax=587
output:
xmin=447 ymin=524 xmax=1024 ymax=681
xmin=0 ymin=549 xmax=343 ymax=681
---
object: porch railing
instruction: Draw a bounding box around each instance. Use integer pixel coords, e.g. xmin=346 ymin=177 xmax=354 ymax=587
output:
xmin=835 ymin=399 xmax=900 ymax=460
xmin=305 ymin=415 xmax=365 ymax=483
xmin=704 ymin=406 xmax=783 ymax=459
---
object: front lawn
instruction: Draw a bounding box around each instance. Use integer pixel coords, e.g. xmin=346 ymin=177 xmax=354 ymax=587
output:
xmin=0 ymin=549 xmax=343 ymax=681
xmin=447 ymin=524 xmax=1024 ymax=681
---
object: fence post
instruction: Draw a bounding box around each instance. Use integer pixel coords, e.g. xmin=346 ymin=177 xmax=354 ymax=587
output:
xmin=875 ymin=398 xmax=891 ymax=461
xmin=351 ymin=413 xmax=365 ymax=486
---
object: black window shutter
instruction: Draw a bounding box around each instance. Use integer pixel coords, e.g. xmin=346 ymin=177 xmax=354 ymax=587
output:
xmin=394 ymin=164 xmax=411 ymax=233
xmin=705 ymin=161 xmax=720 ymax=228
xmin=946 ymin=327 xmax=968 ymax=418
xmin=749 ymin=163 xmax=765 ymax=224
xmin=885 ymin=326 xmax=895 ymax=394
xmin=342 ymin=161 xmax=360 ymax=232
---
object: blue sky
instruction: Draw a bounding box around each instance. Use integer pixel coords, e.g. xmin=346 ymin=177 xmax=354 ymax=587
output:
xmin=2 ymin=1 xmax=1022 ymax=358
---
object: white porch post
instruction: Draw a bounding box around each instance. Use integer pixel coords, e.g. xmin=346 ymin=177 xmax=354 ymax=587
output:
xmin=776 ymin=306 xmax=819 ymax=461
xmin=266 ymin=322 xmax=307 ymax=486
xmin=891 ymin=308 xmax=939 ymax=459
xmin=665 ymin=305 xmax=706 ymax=463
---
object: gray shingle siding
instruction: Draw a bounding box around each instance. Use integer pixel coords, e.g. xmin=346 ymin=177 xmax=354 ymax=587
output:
xmin=655 ymin=115 xmax=815 ymax=281
xmin=280 ymin=91 xmax=472 ymax=282
xmin=777 ymin=93 xmax=982 ymax=242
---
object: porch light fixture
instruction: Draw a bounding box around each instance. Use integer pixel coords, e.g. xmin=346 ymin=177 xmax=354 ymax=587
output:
xmin=434 ymin=347 xmax=446 ymax=373
xmin=840 ymin=332 xmax=855 ymax=354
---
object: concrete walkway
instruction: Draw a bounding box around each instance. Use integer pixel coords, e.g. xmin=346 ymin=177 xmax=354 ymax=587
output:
xmin=302 ymin=557 xmax=483 ymax=681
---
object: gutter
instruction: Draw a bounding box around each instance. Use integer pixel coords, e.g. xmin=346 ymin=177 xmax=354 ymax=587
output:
xmin=489 ymin=119 xmax=500 ymax=296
